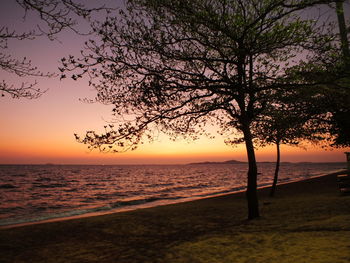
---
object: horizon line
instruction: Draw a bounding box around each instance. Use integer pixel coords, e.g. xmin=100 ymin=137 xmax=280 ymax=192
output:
xmin=0 ymin=161 xmax=347 ymax=166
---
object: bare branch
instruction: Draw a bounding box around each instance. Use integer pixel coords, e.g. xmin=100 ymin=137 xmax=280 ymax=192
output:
xmin=1 ymin=0 xmax=115 ymax=99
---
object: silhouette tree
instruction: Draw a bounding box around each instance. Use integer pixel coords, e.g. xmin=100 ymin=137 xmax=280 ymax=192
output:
xmin=63 ymin=0 xmax=338 ymax=219
xmin=252 ymin=101 xmax=325 ymax=197
xmin=291 ymin=0 xmax=350 ymax=147
xmin=0 ymin=0 xmax=111 ymax=99
xmin=335 ymin=0 xmax=350 ymax=64
xmin=329 ymin=0 xmax=350 ymax=146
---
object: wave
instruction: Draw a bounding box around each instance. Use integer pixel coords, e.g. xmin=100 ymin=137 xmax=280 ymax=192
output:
xmin=31 ymin=183 xmax=68 ymax=188
xmin=12 ymin=174 xmax=26 ymax=177
xmin=0 ymin=195 xmax=183 ymax=227
xmin=0 ymin=164 xmax=345 ymax=228
xmin=110 ymin=195 xmax=182 ymax=208
xmin=0 ymin=184 xmax=17 ymax=189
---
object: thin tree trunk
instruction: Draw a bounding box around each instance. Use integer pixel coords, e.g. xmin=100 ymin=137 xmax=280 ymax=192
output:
xmin=270 ymin=141 xmax=281 ymax=197
xmin=336 ymin=0 xmax=350 ymax=65
xmin=242 ymin=123 xmax=260 ymax=220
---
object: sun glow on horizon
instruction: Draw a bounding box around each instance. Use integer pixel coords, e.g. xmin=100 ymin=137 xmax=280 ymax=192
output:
xmin=0 ymin=79 xmax=348 ymax=165
xmin=1 ymin=1 xmax=349 ymax=166
xmin=0 ymin=129 xmax=347 ymax=165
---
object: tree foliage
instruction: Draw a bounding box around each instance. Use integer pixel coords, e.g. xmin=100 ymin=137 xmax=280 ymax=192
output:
xmin=287 ymin=0 xmax=350 ymax=147
xmin=252 ymin=97 xmax=326 ymax=196
xmin=327 ymin=0 xmax=350 ymax=146
xmin=0 ymin=0 xmax=111 ymax=99
xmin=300 ymin=0 xmax=349 ymax=147
xmin=251 ymin=0 xmax=349 ymax=195
xmin=64 ymin=0 xmax=336 ymax=151
xmin=63 ymin=0 xmax=339 ymax=219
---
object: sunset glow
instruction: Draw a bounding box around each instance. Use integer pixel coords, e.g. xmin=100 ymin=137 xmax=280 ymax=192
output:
xmin=0 ymin=1 xmax=349 ymax=165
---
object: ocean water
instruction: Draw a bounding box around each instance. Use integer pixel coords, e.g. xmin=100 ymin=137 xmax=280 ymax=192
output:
xmin=0 ymin=162 xmax=345 ymax=227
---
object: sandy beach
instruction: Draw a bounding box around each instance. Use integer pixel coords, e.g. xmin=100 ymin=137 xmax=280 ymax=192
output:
xmin=1 ymin=171 xmax=349 ymax=263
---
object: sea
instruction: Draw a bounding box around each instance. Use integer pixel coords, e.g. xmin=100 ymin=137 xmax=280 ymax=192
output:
xmin=0 ymin=162 xmax=346 ymax=227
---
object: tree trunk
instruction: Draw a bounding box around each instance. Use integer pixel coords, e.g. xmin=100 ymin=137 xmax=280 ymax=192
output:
xmin=270 ymin=141 xmax=281 ymax=197
xmin=336 ymin=0 xmax=350 ymax=65
xmin=242 ymin=123 xmax=260 ymax=220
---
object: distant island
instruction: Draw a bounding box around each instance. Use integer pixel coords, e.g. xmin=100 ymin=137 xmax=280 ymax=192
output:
xmin=187 ymin=160 xmax=299 ymax=165
xmin=187 ymin=160 xmax=246 ymax=165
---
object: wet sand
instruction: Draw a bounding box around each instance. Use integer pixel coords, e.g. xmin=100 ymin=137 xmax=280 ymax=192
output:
xmin=1 ymin=171 xmax=349 ymax=263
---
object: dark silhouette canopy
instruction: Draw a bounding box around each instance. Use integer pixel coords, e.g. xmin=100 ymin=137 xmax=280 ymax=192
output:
xmin=63 ymin=0 xmax=343 ymax=219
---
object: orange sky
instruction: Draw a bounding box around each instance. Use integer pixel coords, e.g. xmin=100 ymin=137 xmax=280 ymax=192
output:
xmin=0 ymin=1 xmax=349 ymax=165
xmin=0 ymin=88 xmax=347 ymax=164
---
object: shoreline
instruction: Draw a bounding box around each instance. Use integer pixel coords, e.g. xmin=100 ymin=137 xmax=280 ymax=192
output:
xmin=1 ymin=169 xmax=347 ymax=230
xmin=1 ymin=169 xmax=349 ymax=263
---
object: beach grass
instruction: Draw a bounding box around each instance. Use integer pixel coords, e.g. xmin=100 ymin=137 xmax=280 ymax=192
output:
xmin=1 ymin=172 xmax=349 ymax=263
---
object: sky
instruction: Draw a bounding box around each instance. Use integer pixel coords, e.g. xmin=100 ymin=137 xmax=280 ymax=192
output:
xmin=0 ymin=1 xmax=349 ymax=165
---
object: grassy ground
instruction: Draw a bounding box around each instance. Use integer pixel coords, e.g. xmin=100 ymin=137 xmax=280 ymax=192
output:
xmin=1 ymin=172 xmax=349 ymax=263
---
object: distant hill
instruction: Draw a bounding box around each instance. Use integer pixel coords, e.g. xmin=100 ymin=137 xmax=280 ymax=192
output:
xmin=187 ymin=160 xmax=246 ymax=165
